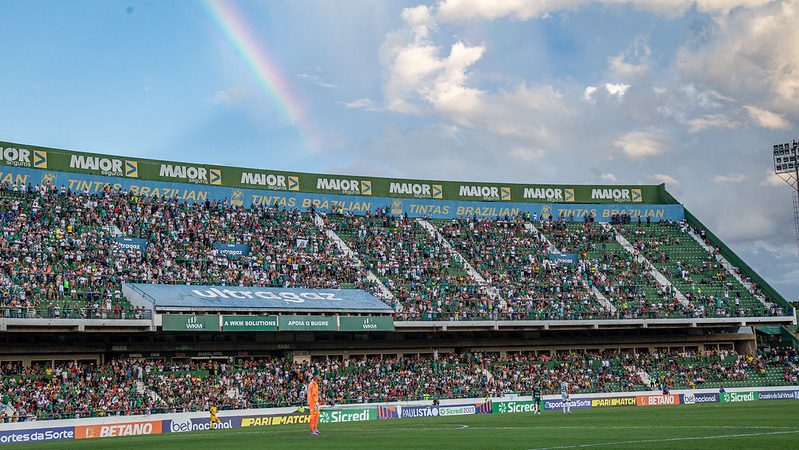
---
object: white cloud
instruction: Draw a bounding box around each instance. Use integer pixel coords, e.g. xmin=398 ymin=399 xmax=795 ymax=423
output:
xmin=610 ymin=54 xmax=647 ymax=76
xmin=604 ymin=83 xmax=630 ymax=98
xmin=437 ymin=0 xmax=585 ymax=21
xmin=614 ymin=131 xmax=667 ymax=160
xmin=503 ymin=84 xmax=564 ymax=111
xmin=297 ymin=73 xmax=337 ymax=89
xmin=609 ymin=35 xmax=651 ymax=76
xmin=583 ymin=86 xmax=599 ymax=101
xmin=583 ymin=83 xmax=629 ymax=101
xmin=382 ymin=5 xmax=486 ymax=114
xmin=342 ymin=98 xmax=379 ymax=111
xmin=687 ymin=114 xmax=738 ymax=132
xmin=209 ymin=88 xmax=248 ymax=106
xmin=714 ymin=211 xmax=779 ymax=242
xmin=651 ymin=173 xmax=679 ymax=185
xmin=744 ymin=105 xmax=791 ymax=129
xmin=355 ymin=0 xmax=799 ymax=298
xmin=712 ymin=173 xmax=746 ymax=183
xmin=509 ymin=147 xmax=543 ymax=162
xmin=435 ymin=0 xmax=772 ymax=23
xmin=761 ymin=171 xmax=790 ymax=187
xmin=600 ymin=172 xmax=618 ymax=182
xmin=677 ymin=2 xmax=799 ymax=119
xmin=694 ymin=0 xmax=775 ymax=15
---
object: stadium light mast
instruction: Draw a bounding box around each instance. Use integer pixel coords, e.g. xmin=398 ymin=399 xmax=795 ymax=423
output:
xmin=772 ymin=139 xmax=799 ymax=255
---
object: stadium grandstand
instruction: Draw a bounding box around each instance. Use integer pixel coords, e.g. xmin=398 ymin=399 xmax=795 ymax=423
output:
xmin=0 ymin=140 xmax=797 ymax=442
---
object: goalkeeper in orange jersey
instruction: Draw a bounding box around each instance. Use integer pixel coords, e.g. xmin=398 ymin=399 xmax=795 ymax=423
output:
xmin=209 ymin=405 xmax=221 ymax=429
xmin=308 ymin=374 xmax=322 ymax=435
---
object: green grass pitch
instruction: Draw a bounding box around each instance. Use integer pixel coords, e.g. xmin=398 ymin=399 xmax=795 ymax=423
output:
xmin=11 ymin=402 xmax=799 ymax=449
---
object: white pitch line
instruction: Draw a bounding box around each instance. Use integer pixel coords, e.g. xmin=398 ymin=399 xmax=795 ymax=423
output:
xmin=526 ymin=430 xmax=799 ymax=450
xmin=186 ymin=424 xmax=799 ymax=439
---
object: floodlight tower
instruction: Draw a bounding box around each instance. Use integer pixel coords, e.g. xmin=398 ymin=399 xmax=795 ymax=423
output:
xmin=772 ymin=139 xmax=799 ymax=255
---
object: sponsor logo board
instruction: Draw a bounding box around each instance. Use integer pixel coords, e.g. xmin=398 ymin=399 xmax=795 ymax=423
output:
xmin=377 ymin=406 xmax=399 ymax=420
xmin=400 ymin=406 xmax=439 ymax=418
xmin=315 ymin=177 xmax=371 ymax=195
xmin=222 ymin=315 xmax=278 ymax=331
xmin=721 ymin=391 xmax=759 ymax=403
xmin=75 ymin=421 xmax=162 ymax=439
xmin=161 ymin=315 xmax=220 ymax=332
xmin=438 ymin=405 xmax=476 ymax=416
xmin=389 ymin=182 xmax=444 ymax=199
xmin=495 ymin=400 xmax=536 ymax=414
xmin=240 ymin=172 xmax=291 ymax=190
xmin=319 ymin=408 xmax=376 ymax=423
xmin=0 ymin=427 xmax=74 ymax=445
xmin=338 ymin=316 xmax=394 ymax=331
xmin=636 ymin=394 xmax=681 ymax=407
xmin=758 ymin=390 xmax=797 ymax=401
xmin=458 ymin=185 xmax=511 ymax=201
xmin=590 ymin=397 xmax=637 ymax=408
xmin=681 ymin=392 xmax=719 ymax=405
xmin=544 ymin=398 xmax=592 ymax=410
xmin=240 ymin=413 xmax=310 ymax=427
xmin=164 ymin=417 xmax=236 ymax=433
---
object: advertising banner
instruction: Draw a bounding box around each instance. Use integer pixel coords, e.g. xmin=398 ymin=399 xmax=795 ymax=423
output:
xmin=239 ymin=412 xmax=310 ymax=427
xmin=549 ymin=253 xmax=578 ymax=264
xmin=0 ymin=427 xmax=74 ymax=445
xmin=338 ymin=316 xmax=394 ymax=331
xmin=720 ymin=391 xmax=759 ymax=403
xmin=129 ymin=284 xmax=393 ymax=313
xmin=399 ymin=405 xmax=441 ymax=419
xmin=161 ymin=315 xmax=220 ymax=332
xmin=163 ymin=416 xmax=237 ymax=433
xmin=278 ymin=315 xmax=338 ymax=331
xmin=544 ymin=398 xmax=593 ymax=410
xmin=590 ymin=397 xmax=637 ymax=408
xmin=494 ymin=400 xmax=538 ymax=414
xmin=319 ymin=408 xmax=376 ymax=424
xmin=757 ymin=390 xmax=797 ymax=401
xmin=681 ymin=392 xmax=719 ymax=405
xmin=221 ymin=315 xmax=278 ymax=331
xmin=213 ymin=243 xmax=251 ymax=258
xmin=0 ymin=164 xmax=684 ymax=220
xmin=377 ymin=406 xmax=400 ymax=420
xmin=112 ymin=237 xmax=149 ymax=252
xmin=74 ymin=420 xmax=162 ymax=439
xmin=0 ymin=140 xmax=671 ymax=204
xmin=635 ymin=394 xmax=681 ymax=407
xmin=397 ymin=402 xmax=492 ymax=419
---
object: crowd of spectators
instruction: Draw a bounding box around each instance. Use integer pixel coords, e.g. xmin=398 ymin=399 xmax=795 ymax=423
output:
xmin=0 ymin=183 xmax=790 ymax=321
xmin=2 ymin=348 xmax=796 ymax=421
xmin=618 ymin=220 xmax=785 ymax=318
xmin=437 ymin=217 xmax=610 ymax=320
xmin=326 ymin=211 xmax=493 ymax=320
xmin=0 ymin=183 xmax=374 ymax=319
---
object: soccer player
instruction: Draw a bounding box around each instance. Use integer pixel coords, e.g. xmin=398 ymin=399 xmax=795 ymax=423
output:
xmin=560 ymin=381 xmax=571 ymax=415
xmin=308 ymin=374 xmax=321 ymax=435
xmin=532 ymin=383 xmax=542 ymax=415
xmin=209 ymin=405 xmax=221 ymax=429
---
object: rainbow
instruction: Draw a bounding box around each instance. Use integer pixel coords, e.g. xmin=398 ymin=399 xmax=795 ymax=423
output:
xmin=204 ymin=0 xmax=305 ymax=125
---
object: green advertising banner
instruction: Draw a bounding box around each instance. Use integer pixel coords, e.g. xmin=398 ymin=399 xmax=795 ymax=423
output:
xmin=339 ymin=316 xmax=394 ymax=331
xmin=278 ymin=315 xmax=338 ymax=331
xmin=493 ymin=400 xmax=537 ymax=414
xmin=0 ymin=140 xmax=671 ymax=204
xmin=720 ymin=392 xmax=759 ymax=403
xmin=162 ymin=315 xmax=220 ymax=331
xmin=222 ymin=315 xmax=278 ymax=331
xmin=319 ymin=408 xmax=376 ymax=424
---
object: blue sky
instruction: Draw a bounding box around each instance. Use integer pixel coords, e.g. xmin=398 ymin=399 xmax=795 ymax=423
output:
xmin=2 ymin=0 xmax=799 ymax=299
